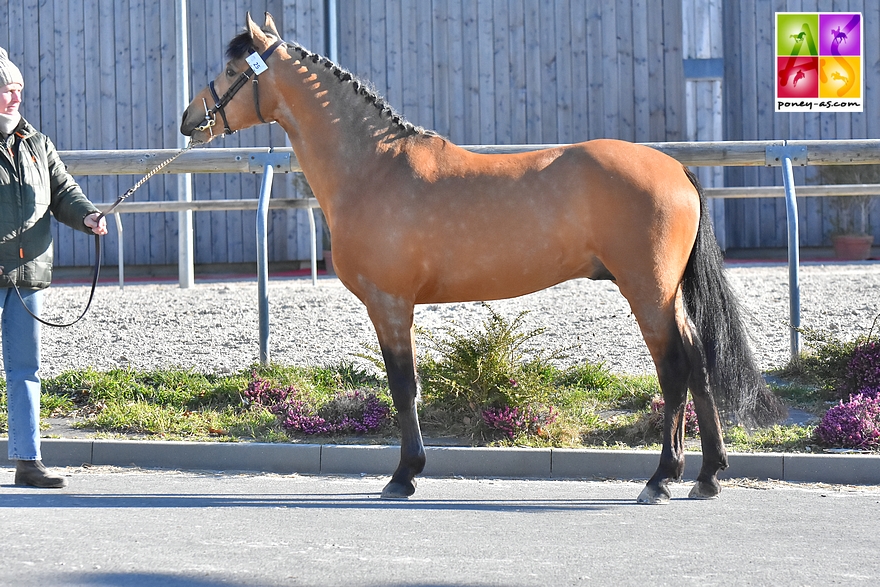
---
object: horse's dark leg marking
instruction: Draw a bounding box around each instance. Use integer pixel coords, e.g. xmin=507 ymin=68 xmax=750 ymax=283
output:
xmin=680 ymin=324 xmax=727 ymax=499
xmin=638 ymin=332 xmax=690 ymax=504
xmin=361 ymin=293 xmax=425 ymax=498
xmin=379 ymin=342 xmax=425 ymax=499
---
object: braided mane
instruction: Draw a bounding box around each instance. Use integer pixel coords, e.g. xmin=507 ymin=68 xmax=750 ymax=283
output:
xmin=227 ymin=29 xmax=434 ymax=137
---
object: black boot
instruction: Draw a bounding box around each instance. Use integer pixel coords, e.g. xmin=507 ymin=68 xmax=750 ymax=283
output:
xmin=14 ymin=460 xmax=68 ymax=488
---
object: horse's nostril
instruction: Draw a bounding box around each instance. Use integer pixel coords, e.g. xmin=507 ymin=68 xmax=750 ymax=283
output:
xmin=180 ymin=110 xmax=191 ymax=135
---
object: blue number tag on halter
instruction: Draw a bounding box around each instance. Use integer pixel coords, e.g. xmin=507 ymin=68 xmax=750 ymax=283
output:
xmin=246 ymin=52 xmax=269 ymax=75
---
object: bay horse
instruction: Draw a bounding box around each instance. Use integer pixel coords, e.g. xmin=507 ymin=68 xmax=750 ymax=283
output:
xmin=180 ymin=13 xmax=785 ymax=504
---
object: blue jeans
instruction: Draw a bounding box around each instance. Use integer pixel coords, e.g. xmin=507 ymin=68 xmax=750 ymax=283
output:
xmin=1 ymin=287 xmax=42 ymax=461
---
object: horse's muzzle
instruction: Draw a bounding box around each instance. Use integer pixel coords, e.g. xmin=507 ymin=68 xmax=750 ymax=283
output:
xmin=180 ymin=109 xmax=209 ymax=145
xmin=180 ymin=109 xmax=194 ymax=136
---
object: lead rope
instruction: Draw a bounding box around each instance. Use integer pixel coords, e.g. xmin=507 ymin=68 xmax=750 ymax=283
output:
xmin=10 ymin=142 xmax=195 ymax=328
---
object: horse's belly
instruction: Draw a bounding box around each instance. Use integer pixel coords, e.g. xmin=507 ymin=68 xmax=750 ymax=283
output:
xmin=412 ymin=249 xmax=593 ymax=304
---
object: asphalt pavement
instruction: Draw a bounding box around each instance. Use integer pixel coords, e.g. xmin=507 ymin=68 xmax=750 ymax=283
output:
xmin=1 ymin=466 xmax=879 ymax=587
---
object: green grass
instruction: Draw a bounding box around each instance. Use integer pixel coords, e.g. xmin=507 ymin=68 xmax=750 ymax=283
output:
xmin=0 ymin=304 xmax=836 ymax=453
xmin=0 ymin=361 xmax=817 ymax=452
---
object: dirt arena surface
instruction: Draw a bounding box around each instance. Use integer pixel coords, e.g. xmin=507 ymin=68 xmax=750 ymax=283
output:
xmin=28 ymin=261 xmax=880 ymax=378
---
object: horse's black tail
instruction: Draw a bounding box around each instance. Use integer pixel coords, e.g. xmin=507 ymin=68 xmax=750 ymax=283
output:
xmin=681 ymin=168 xmax=787 ymax=427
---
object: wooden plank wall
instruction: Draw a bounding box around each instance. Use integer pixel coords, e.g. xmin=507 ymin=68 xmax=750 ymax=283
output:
xmin=336 ymin=0 xmax=686 ymax=146
xmin=683 ymin=0 xmax=726 ymax=248
xmin=723 ymin=0 xmax=880 ymax=249
xmin=1 ymin=0 xmax=296 ymax=269
xmin=1 ymin=0 xmax=687 ymax=268
xmin=164 ymin=0 xmax=296 ymax=267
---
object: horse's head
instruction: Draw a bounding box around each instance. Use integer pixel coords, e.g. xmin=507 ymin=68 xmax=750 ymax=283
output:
xmin=180 ymin=12 xmax=285 ymax=144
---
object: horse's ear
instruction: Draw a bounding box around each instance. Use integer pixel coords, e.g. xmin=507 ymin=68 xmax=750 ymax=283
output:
xmin=245 ymin=11 xmax=270 ymax=47
xmin=263 ymin=12 xmax=281 ymax=39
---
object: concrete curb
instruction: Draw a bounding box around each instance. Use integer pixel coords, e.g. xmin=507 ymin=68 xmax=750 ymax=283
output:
xmin=3 ymin=438 xmax=880 ymax=484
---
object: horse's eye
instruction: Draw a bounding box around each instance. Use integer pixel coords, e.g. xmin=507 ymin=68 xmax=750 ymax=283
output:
xmin=226 ymin=67 xmax=236 ymax=77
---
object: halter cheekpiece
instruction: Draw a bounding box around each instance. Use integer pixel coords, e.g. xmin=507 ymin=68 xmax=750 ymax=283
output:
xmin=197 ymin=39 xmax=284 ymax=136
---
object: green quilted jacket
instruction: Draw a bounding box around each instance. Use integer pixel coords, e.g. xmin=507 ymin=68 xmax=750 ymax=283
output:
xmin=0 ymin=118 xmax=99 ymax=289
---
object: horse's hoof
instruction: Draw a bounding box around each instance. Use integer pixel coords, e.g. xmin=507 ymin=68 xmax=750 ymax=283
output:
xmin=688 ymin=480 xmax=721 ymax=500
xmin=637 ymin=484 xmax=671 ymax=505
xmin=380 ymin=479 xmax=417 ymax=499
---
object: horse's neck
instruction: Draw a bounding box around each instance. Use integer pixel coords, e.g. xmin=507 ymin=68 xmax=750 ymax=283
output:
xmin=273 ymin=53 xmax=413 ymax=210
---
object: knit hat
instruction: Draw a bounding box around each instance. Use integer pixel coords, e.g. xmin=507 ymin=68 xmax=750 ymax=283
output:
xmin=0 ymin=47 xmax=24 ymax=89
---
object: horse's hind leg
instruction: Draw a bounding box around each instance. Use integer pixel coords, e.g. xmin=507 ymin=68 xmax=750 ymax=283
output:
xmin=630 ymin=289 xmax=727 ymax=504
xmin=635 ymin=317 xmax=690 ymax=505
xmin=679 ymin=319 xmax=728 ymax=500
xmin=363 ymin=295 xmax=426 ymax=499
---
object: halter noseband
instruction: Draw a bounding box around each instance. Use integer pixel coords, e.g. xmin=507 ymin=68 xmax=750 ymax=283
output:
xmin=197 ymin=39 xmax=284 ymax=136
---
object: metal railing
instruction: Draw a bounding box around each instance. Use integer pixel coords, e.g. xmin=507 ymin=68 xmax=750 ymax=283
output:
xmin=60 ymin=140 xmax=880 ymax=362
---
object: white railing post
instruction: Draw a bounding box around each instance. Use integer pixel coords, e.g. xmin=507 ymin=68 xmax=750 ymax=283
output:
xmin=307 ymin=207 xmax=318 ymax=286
xmin=766 ymin=143 xmax=808 ymax=360
xmin=113 ymin=213 xmax=124 ymax=289
xmin=175 ymin=0 xmax=194 ymax=289
xmin=255 ymin=161 xmax=274 ymax=365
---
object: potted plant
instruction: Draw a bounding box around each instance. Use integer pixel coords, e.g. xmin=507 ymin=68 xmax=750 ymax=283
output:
xmin=816 ymin=165 xmax=878 ymax=261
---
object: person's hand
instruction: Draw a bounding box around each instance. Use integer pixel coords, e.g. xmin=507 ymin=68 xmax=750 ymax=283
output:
xmin=84 ymin=213 xmax=108 ymax=235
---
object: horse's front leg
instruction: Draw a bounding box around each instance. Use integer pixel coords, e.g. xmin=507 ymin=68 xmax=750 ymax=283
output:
xmin=364 ymin=296 xmax=425 ymax=499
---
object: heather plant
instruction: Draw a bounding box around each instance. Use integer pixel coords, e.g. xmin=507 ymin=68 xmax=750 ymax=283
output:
xmin=648 ymin=396 xmax=700 ymax=437
xmin=245 ymin=373 xmax=392 ymax=436
xmin=815 ymin=393 xmax=880 ymax=450
xmin=782 ymin=316 xmax=880 ymax=402
xmin=842 ymin=340 xmax=880 ymax=398
xmin=317 ymin=389 xmax=393 ymax=433
xmin=811 ymin=327 xmax=880 ymax=450
xmin=481 ymin=405 xmax=558 ymax=440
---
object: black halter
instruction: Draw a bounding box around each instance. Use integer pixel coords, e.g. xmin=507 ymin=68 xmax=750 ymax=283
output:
xmin=198 ymin=39 xmax=284 ymax=136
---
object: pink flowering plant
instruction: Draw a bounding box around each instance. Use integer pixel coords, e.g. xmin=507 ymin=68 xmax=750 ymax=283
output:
xmin=648 ymin=396 xmax=700 ymax=437
xmin=842 ymin=341 xmax=880 ymax=398
xmin=815 ymin=393 xmax=880 ymax=450
xmin=481 ymin=405 xmax=558 ymax=440
xmin=244 ymin=373 xmax=391 ymax=436
xmin=813 ymin=338 xmax=880 ymax=450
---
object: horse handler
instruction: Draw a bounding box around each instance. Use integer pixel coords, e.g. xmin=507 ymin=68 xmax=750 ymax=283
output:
xmin=0 ymin=47 xmax=107 ymax=488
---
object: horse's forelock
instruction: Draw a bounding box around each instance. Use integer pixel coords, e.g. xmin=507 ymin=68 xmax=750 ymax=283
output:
xmin=226 ymin=30 xmax=255 ymax=61
xmin=226 ymin=26 xmax=281 ymax=61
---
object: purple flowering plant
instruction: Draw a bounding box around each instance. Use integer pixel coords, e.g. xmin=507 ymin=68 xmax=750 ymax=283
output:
xmin=244 ymin=374 xmax=391 ymax=436
xmin=649 ymin=396 xmax=700 ymax=437
xmin=813 ymin=338 xmax=880 ymax=450
xmin=842 ymin=341 xmax=880 ymax=398
xmin=481 ymin=405 xmax=558 ymax=440
xmin=815 ymin=393 xmax=880 ymax=450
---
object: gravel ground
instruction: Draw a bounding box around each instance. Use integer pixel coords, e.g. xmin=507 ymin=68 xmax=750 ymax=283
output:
xmin=24 ymin=261 xmax=880 ymax=378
